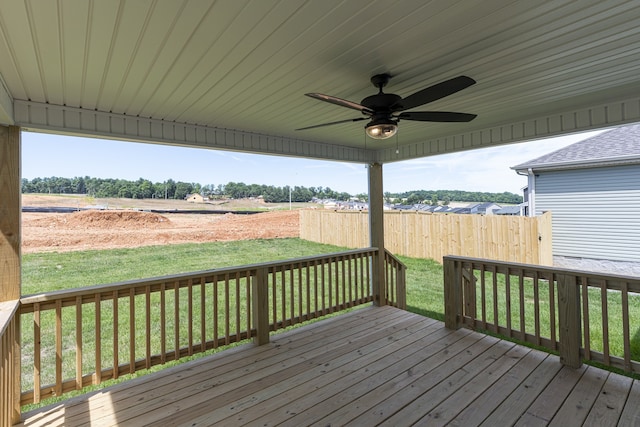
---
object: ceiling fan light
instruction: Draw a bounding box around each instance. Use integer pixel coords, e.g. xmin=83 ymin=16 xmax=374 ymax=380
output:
xmin=365 ymin=120 xmax=398 ymax=139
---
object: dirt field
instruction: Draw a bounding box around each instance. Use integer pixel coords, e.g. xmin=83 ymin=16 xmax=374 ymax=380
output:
xmin=22 ymin=195 xmax=302 ymax=253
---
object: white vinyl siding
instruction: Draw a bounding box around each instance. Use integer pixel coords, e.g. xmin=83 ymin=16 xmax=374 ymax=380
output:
xmin=535 ymin=165 xmax=640 ymax=262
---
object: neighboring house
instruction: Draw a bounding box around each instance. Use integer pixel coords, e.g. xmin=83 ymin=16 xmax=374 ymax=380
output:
xmin=186 ymin=193 xmax=205 ymax=203
xmin=512 ymin=124 xmax=640 ymax=262
xmin=495 ymin=205 xmax=524 ymax=216
xmin=468 ymin=202 xmax=502 ymax=215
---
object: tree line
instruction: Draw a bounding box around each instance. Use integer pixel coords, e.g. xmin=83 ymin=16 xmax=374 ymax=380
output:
xmin=387 ymin=189 xmax=522 ymax=205
xmin=20 ymin=176 xmax=352 ymax=203
xmin=21 ymin=176 xmax=522 ymax=205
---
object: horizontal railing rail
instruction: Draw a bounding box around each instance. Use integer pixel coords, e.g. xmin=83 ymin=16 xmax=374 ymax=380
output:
xmin=444 ymin=255 xmax=640 ymax=374
xmin=19 ymin=247 xmax=406 ymax=406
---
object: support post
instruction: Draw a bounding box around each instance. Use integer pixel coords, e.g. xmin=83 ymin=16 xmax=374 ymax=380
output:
xmin=0 ymin=125 xmax=21 ymax=301
xmin=368 ymin=163 xmax=386 ymax=306
xmin=444 ymin=257 xmax=462 ymax=329
xmin=557 ymin=273 xmax=582 ymax=368
xmin=252 ymin=267 xmax=269 ymax=345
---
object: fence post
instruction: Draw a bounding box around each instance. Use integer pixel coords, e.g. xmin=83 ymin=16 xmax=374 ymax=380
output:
xmin=557 ymin=273 xmax=582 ymax=368
xmin=444 ymin=257 xmax=462 ymax=329
xmin=252 ymin=268 xmax=270 ymax=346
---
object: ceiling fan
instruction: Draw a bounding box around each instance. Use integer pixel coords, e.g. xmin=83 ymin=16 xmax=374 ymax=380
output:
xmin=296 ymin=74 xmax=477 ymax=139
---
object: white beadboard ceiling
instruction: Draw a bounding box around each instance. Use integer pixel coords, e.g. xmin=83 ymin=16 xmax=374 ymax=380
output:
xmin=2 ymin=0 xmax=640 ymax=163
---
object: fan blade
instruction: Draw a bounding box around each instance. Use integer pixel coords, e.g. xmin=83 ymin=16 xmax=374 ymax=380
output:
xmin=392 ymin=76 xmax=476 ymax=111
xmin=398 ymin=111 xmax=477 ymax=122
xmin=305 ymin=93 xmax=374 ymax=114
xmin=295 ymin=117 xmax=368 ymax=131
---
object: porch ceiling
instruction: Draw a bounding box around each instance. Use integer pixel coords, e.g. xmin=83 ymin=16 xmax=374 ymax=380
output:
xmin=2 ymin=1 xmax=640 ymax=163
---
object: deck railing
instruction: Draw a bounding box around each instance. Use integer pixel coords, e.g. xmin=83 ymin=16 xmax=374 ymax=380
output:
xmin=17 ymin=248 xmax=405 ymax=406
xmin=444 ymin=255 xmax=640 ymax=374
xmin=0 ymin=301 xmax=20 ymax=426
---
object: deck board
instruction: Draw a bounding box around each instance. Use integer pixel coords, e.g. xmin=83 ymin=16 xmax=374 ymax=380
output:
xmin=18 ymin=306 xmax=639 ymax=427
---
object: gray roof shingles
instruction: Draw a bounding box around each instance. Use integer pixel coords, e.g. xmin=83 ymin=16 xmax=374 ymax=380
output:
xmin=512 ymin=123 xmax=640 ymax=171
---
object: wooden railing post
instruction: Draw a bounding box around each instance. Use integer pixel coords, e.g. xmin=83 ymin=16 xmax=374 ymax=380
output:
xmin=462 ymin=267 xmax=477 ymax=321
xmin=396 ymin=263 xmax=407 ymax=310
xmin=557 ymin=273 xmax=582 ymax=368
xmin=252 ymin=268 xmax=269 ymax=345
xmin=444 ymin=257 xmax=462 ymax=329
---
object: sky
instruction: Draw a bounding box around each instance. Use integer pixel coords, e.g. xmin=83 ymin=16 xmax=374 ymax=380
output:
xmin=21 ymin=129 xmax=605 ymax=196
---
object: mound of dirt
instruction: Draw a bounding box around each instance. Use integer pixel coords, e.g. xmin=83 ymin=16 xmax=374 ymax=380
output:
xmin=29 ymin=210 xmax=172 ymax=229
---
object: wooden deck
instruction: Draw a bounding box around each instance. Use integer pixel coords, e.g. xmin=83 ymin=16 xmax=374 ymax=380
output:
xmin=18 ymin=306 xmax=640 ymax=426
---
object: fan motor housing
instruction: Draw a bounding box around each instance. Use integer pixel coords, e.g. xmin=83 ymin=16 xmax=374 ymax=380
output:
xmin=360 ymin=93 xmax=402 ymax=112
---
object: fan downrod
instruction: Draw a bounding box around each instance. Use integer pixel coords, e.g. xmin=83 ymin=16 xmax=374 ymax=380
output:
xmin=370 ymin=74 xmax=391 ymax=91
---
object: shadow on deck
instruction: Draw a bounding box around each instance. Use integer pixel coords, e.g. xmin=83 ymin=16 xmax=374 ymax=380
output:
xmin=18 ymin=306 xmax=640 ymax=426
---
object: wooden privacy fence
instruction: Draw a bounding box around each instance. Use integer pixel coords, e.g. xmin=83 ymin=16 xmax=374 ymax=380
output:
xmin=17 ymin=248 xmax=405 ymax=406
xmin=300 ymin=210 xmax=553 ymax=265
xmin=444 ymin=256 xmax=640 ymax=374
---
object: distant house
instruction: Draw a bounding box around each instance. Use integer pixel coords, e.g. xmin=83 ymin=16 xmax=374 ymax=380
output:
xmin=186 ymin=194 xmax=205 ymax=203
xmin=467 ymin=202 xmax=502 ymax=215
xmin=512 ymin=124 xmax=640 ymax=263
xmin=495 ymin=205 xmax=523 ymax=216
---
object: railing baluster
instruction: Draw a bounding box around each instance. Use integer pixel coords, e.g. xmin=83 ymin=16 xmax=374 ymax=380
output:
xmin=56 ymin=300 xmax=63 ymax=395
xmin=95 ymin=294 xmax=101 ymax=385
xmin=492 ymin=266 xmax=498 ymax=334
xmin=188 ymin=279 xmax=193 ymax=356
xmin=347 ymin=254 xmax=353 ymax=307
xmin=145 ymin=285 xmax=151 ymax=369
xmin=271 ymin=268 xmax=277 ymax=330
xmin=290 ymin=265 xmax=295 ymax=323
xmin=213 ymin=277 xmax=219 ymax=348
xmin=200 ymin=277 xmax=206 ymax=353
xmin=306 ymin=262 xmax=311 ymax=316
xmin=235 ymin=272 xmax=241 ymax=342
xmin=112 ymin=291 xmax=118 ymax=380
xmin=549 ymin=276 xmax=556 ymax=350
xmin=298 ymin=263 xmax=303 ymax=321
xmin=335 ymin=257 xmax=340 ymax=310
xmin=224 ymin=274 xmax=230 ymax=344
xmin=129 ymin=288 xmax=135 ymax=374
xmin=174 ymin=281 xmax=180 ymax=360
xmin=76 ymin=296 xmax=83 ymax=389
xmin=321 ymin=259 xmax=326 ymax=315
xmin=160 ymin=283 xmax=166 ymax=364
xmin=505 ymin=270 xmax=512 ymax=338
xmin=355 ymin=255 xmax=361 ymax=305
xmin=281 ymin=268 xmax=286 ymax=326
xmin=581 ymin=276 xmax=590 ymax=361
xmin=533 ymin=272 xmax=540 ymax=346
xmin=328 ymin=259 xmax=333 ymax=313
xmin=622 ymin=281 xmax=631 ymax=371
xmin=519 ymin=270 xmax=525 ymax=341
xmin=601 ymin=279 xmax=610 ymax=365
xmin=341 ymin=257 xmax=346 ymax=309
xmin=246 ymin=270 xmax=252 ymax=339
xmin=480 ymin=265 xmax=487 ymax=329
xmin=313 ymin=260 xmax=319 ymax=315
xmin=33 ymin=303 xmax=41 ymax=404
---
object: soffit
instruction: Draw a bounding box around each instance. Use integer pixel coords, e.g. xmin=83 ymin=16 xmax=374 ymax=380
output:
xmin=2 ymin=1 xmax=640 ymax=162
